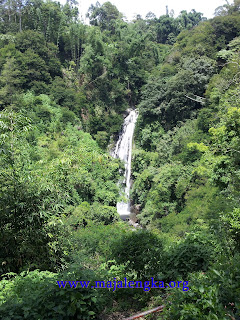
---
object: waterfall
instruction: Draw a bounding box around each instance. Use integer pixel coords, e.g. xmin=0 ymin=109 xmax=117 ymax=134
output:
xmin=112 ymin=109 xmax=138 ymax=220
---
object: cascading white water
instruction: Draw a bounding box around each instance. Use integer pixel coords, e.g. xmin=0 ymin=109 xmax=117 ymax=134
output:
xmin=112 ymin=109 xmax=138 ymax=219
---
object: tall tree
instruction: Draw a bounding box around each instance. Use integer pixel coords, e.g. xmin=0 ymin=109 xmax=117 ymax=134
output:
xmin=0 ymin=57 xmax=21 ymax=107
xmin=87 ymin=1 xmax=123 ymax=33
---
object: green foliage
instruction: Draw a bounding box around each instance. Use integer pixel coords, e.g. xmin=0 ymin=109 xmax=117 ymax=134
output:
xmin=0 ymin=269 xmax=107 ymax=320
xmin=221 ymin=208 xmax=240 ymax=249
xmin=132 ymin=148 xmax=159 ymax=173
xmin=165 ymin=272 xmax=227 ymax=320
xmin=164 ymin=254 xmax=240 ymax=319
xmin=67 ymin=222 xmax=128 ymax=263
xmin=87 ymin=2 xmax=123 ymax=33
xmin=159 ymin=183 xmax=231 ymax=240
xmin=50 ymin=76 xmax=79 ymax=112
xmin=0 ymin=31 xmax=62 ymax=97
xmin=65 ymin=202 xmax=119 ymax=228
xmin=1 ymin=0 xmax=240 ymax=318
xmin=174 ymin=13 xmax=240 ymax=58
xmin=161 ymin=232 xmax=218 ymax=281
xmin=0 ymin=105 xmax=121 ymax=274
xmin=132 ymin=161 xmax=193 ymax=227
xmin=211 ymin=15 xmax=240 ymax=49
xmin=111 ymin=230 xmax=163 ymax=279
xmin=0 ymin=110 xmax=58 ymax=274
xmin=137 ymin=55 xmax=216 ymax=130
xmin=153 ymin=10 xmax=204 ymax=44
xmin=94 ymin=131 xmax=109 ymax=148
xmin=0 ymin=57 xmax=21 ymax=107
xmin=18 ymin=92 xmax=79 ymax=134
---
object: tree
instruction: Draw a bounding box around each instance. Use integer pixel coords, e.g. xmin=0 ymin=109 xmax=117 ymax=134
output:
xmin=177 ymin=10 xmax=204 ymax=30
xmin=145 ymin=11 xmax=156 ymax=20
xmin=0 ymin=57 xmax=21 ymax=107
xmin=111 ymin=230 xmax=163 ymax=278
xmin=214 ymin=0 xmax=240 ymax=16
xmin=87 ymin=1 xmax=123 ymax=33
xmin=0 ymin=110 xmax=46 ymax=273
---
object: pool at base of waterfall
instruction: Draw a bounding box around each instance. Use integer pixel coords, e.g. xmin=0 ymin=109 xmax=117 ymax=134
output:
xmin=117 ymin=201 xmax=130 ymax=217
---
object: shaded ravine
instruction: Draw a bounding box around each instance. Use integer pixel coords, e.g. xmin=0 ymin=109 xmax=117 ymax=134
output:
xmin=111 ymin=109 xmax=138 ymax=221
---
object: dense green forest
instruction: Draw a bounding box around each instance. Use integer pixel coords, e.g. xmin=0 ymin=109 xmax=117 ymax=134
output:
xmin=0 ymin=0 xmax=240 ymax=319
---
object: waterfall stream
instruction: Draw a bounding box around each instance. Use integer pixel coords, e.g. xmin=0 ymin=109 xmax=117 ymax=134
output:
xmin=112 ymin=109 xmax=138 ymax=220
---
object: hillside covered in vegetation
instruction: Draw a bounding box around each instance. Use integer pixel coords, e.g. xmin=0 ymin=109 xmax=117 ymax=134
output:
xmin=0 ymin=0 xmax=240 ymax=319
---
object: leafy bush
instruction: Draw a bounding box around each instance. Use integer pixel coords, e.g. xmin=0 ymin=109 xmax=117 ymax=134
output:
xmin=64 ymin=202 xmax=120 ymax=228
xmin=0 ymin=269 xmax=108 ymax=320
xmin=68 ymin=222 xmax=128 ymax=261
xmin=111 ymin=230 xmax=163 ymax=279
xmin=164 ymin=254 xmax=240 ymax=320
xmin=161 ymin=232 xmax=218 ymax=281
